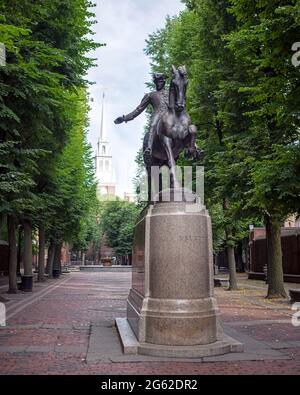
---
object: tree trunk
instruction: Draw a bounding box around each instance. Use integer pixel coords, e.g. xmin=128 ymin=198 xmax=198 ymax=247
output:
xmin=59 ymin=244 xmax=62 ymax=273
xmin=265 ymin=215 xmax=286 ymax=298
xmin=23 ymin=221 xmax=33 ymax=276
xmin=54 ymin=243 xmax=61 ymax=268
xmin=0 ymin=213 xmax=5 ymax=240
xmin=17 ymin=226 xmax=22 ymax=275
xmin=37 ymin=224 xmax=45 ymax=282
xmin=7 ymin=215 xmax=17 ymax=294
xmin=47 ymin=241 xmax=55 ymax=278
xmin=53 ymin=242 xmax=62 ymax=276
xmin=227 ymin=242 xmax=238 ymax=290
xmin=223 ymin=198 xmax=238 ymax=290
xmin=45 ymin=242 xmax=51 ymax=274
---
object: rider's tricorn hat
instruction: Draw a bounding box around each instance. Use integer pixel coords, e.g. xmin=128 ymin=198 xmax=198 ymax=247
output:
xmin=153 ymin=72 xmax=167 ymax=82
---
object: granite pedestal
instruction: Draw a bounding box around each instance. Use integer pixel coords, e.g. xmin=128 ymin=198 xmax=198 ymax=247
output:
xmin=116 ymin=193 xmax=243 ymax=357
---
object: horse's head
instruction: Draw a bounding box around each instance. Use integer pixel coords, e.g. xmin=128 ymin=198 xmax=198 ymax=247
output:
xmin=170 ymin=65 xmax=188 ymax=112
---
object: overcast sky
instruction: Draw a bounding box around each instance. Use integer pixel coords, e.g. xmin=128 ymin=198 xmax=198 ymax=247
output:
xmin=87 ymin=0 xmax=185 ymax=197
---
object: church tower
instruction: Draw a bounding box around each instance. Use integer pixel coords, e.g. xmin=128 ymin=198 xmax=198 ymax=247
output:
xmin=95 ymin=93 xmax=116 ymax=198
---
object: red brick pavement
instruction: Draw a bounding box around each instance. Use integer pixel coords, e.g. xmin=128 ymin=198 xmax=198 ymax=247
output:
xmin=0 ymin=272 xmax=299 ymax=375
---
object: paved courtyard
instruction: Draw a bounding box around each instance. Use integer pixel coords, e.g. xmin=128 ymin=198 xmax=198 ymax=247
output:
xmin=0 ymin=271 xmax=300 ymax=375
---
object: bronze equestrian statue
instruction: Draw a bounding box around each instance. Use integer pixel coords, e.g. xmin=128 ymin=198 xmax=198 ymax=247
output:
xmin=115 ymin=65 xmax=203 ymax=200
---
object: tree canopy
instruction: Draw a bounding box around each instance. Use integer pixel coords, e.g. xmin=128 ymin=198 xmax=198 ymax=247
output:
xmin=99 ymin=199 xmax=139 ymax=257
xmin=141 ymin=0 xmax=300 ymax=297
xmin=0 ymin=0 xmax=102 ymax=290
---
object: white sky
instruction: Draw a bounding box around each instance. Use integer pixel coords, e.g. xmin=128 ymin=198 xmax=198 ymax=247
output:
xmin=87 ymin=0 xmax=185 ymax=197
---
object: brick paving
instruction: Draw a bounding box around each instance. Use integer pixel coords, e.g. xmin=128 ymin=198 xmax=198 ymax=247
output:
xmin=0 ymin=272 xmax=299 ymax=375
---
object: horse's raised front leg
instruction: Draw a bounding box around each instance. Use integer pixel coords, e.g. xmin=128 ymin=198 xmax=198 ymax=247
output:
xmin=161 ymin=135 xmax=180 ymax=189
xmin=187 ymin=124 xmax=204 ymax=160
xmin=189 ymin=125 xmax=197 ymax=150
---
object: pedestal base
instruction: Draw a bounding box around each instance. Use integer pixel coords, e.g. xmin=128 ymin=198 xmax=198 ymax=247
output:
xmin=127 ymin=289 xmax=220 ymax=346
xmin=120 ymin=195 xmax=243 ymax=357
xmin=116 ymin=318 xmax=243 ymax=358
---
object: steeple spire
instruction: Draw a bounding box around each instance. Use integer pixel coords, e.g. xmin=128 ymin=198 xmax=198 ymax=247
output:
xmin=94 ymin=90 xmax=116 ymax=199
xmin=99 ymin=92 xmax=105 ymax=142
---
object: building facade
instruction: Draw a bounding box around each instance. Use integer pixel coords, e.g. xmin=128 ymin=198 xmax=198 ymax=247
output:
xmin=124 ymin=192 xmax=135 ymax=203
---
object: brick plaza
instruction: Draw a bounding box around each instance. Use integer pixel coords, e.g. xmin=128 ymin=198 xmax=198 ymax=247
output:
xmin=0 ymin=271 xmax=300 ymax=375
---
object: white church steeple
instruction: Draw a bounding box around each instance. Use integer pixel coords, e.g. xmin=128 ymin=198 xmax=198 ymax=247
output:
xmin=95 ymin=92 xmax=116 ymax=198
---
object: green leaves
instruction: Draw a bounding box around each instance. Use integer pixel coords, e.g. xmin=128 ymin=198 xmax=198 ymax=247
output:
xmin=99 ymin=200 xmax=139 ymax=257
xmin=225 ymin=0 xmax=300 ymax=217
xmin=0 ymin=0 xmax=101 ymax=247
xmin=142 ymin=0 xmax=300 ymax=256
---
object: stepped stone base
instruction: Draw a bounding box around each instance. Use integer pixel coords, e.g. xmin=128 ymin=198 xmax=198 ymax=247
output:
xmin=116 ymin=318 xmax=243 ymax=358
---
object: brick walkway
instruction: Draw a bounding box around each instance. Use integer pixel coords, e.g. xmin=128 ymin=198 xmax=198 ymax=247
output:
xmin=0 ymin=272 xmax=299 ymax=375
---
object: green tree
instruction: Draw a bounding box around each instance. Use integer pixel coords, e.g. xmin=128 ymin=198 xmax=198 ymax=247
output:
xmin=100 ymin=200 xmax=139 ymax=258
xmin=0 ymin=0 xmax=101 ymax=290
xmin=142 ymin=0 xmax=300 ymax=297
xmin=225 ymin=0 xmax=300 ymax=297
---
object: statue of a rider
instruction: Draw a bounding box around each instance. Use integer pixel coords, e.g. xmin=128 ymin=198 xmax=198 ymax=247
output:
xmin=115 ymin=66 xmax=203 ymax=201
xmin=114 ymin=72 xmax=168 ymax=163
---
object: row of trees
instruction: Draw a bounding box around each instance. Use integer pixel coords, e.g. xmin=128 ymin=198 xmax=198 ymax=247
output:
xmin=0 ymin=0 xmax=102 ymax=292
xmin=141 ymin=0 xmax=300 ymax=297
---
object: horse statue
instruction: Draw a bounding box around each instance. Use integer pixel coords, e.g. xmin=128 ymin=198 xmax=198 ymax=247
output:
xmin=143 ymin=65 xmax=203 ymax=201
